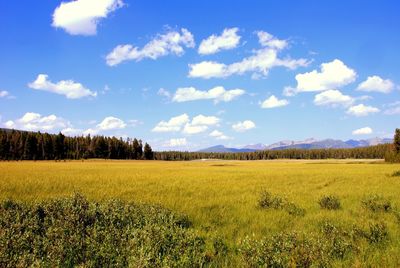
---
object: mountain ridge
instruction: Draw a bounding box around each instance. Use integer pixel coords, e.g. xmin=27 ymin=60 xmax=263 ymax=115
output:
xmin=199 ymin=137 xmax=392 ymax=153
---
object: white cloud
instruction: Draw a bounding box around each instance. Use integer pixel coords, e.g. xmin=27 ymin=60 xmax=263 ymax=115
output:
xmin=346 ymin=104 xmax=380 ymax=117
xmin=97 ymin=116 xmax=126 ymax=130
xmin=152 ymin=114 xmax=189 ymax=132
xmin=0 ymin=90 xmax=9 ymax=98
xmin=163 ymin=138 xmax=187 ymax=147
xmin=28 ymin=74 xmax=97 ymax=99
xmin=182 ymin=115 xmax=220 ymax=135
xmin=157 ymin=88 xmax=171 ymax=99
xmin=189 ymin=32 xmax=309 ymax=79
xmin=82 ymin=128 xmax=99 ymax=136
xmin=209 ymin=130 xmax=231 ymax=140
xmin=256 ymin=31 xmax=288 ymax=49
xmin=52 ymin=0 xmax=124 ymax=36
xmin=3 ymin=112 xmax=69 ymax=131
xmin=61 ymin=127 xmax=83 ymax=136
xmin=295 ymin=59 xmax=356 ymax=92
xmin=313 ymin=90 xmax=354 ymax=107
xmin=261 ymin=95 xmax=289 ymax=108
xmin=357 ymin=75 xmax=394 ymax=93
xmin=191 ymin=115 xmax=220 ymax=126
xmin=282 ymin=86 xmax=297 ymax=97
xmin=189 ymin=48 xmax=309 ymax=79
xmin=232 ymin=120 xmax=255 ymax=132
xmin=198 ymin=27 xmax=241 ymax=55
xmin=172 ymin=86 xmax=245 ymax=103
xmin=352 ymin=127 xmax=373 ymax=135
xmin=182 ymin=124 xmax=208 ymax=134
xmin=152 ymin=114 xmax=220 ymax=135
xmin=106 ymin=28 xmax=195 ymax=66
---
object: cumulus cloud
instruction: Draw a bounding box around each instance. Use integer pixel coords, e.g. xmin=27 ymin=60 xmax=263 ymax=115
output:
xmin=61 ymin=127 xmax=83 ymax=136
xmin=163 ymin=138 xmax=187 ymax=147
xmin=232 ymin=120 xmax=255 ymax=132
xmin=28 ymin=74 xmax=97 ymax=99
xmin=96 ymin=116 xmax=126 ymax=130
xmin=352 ymin=127 xmax=373 ymax=135
xmin=182 ymin=124 xmax=208 ymax=134
xmin=198 ymin=27 xmax=241 ymax=55
xmin=172 ymin=86 xmax=245 ymax=103
xmin=79 ymin=116 xmax=127 ymax=135
xmin=52 ymin=0 xmax=124 ymax=36
xmin=346 ymin=104 xmax=380 ymax=117
xmin=357 ymin=75 xmax=394 ymax=93
xmin=183 ymin=115 xmax=220 ymax=135
xmin=0 ymin=90 xmax=10 ymax=98
xmin=152 ymin=114 xmax=219 ymax=135
xmin=313 ymin=90 xmax=354 ymax=107
xmin=261 ymin=95 xmax=289 ymax=108
xmin=106 ymin=28 xmax=195 ymax=66
xmin=209 ymin=130 xmax=231 ymax=140
xmin=256 ymin=31 xmax=288 ymax=49
xmin=3 ymin=112 xmax=69 ymax=131
xmin=152 ymin=114 xmax=189 ymax=132
xmin=295 ymin=59 xmax=356 ymax=92
xmin=189 ymin=32 xmax=309 ymax=79
xmin=191 ymin=115 xmax=220 ymax=126
xmin=82 ymin=128 xmax=99 ymax=136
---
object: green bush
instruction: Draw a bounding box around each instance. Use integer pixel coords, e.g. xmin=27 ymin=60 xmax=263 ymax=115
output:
xmin=385 ymin=151 xmax=400 ymax=163
xmin=258 ymin=191 xmax=284 ymax=209
xmin=391 ymin=170 xmax=400 ymax=177
xmin=285 ymin=202 xmax=306 ymax=217
xmin=362 ymin=195 xmax=392 ymax=212
xmin=319 ymin=195 xmax=341 ymax=210
xmin=0 ymin=194 xmax=209 ymax=268
xmin=239 ymin=233 xmax=330 ymax=268
xmin=367 ymin=222 xmax=388 ymax=244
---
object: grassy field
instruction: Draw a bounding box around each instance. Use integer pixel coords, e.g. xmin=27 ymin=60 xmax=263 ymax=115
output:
xmin=1 ymin=160 xmax=400 ymax=266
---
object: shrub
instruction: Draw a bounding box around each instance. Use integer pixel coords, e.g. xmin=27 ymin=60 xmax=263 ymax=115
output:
xmin=258 ymin=191 xmax=306 ymax=216
xmin=391 ymin=170 xmax=400 ymax=177
xmin=258 ymin=191 xmax=284 ymax=209
xmin=285 ymin=202 xmax=306 ymax=217
xmin=319 ymin=195 xmax=341 ymax=210
xmin=0 ymin=194 xmax=210 ymax=268
xmin=362 ymin=195 xmax=391 ymax=212
xmin=239 ymin=233 xmax=330 ymax=268
xmin=367 ymin=222 xmax=388 ymax=244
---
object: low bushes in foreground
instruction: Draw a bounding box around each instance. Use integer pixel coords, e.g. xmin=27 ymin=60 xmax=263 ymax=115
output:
xmin=319 ymin=195 xmax=341 ymax=210
xmin=240 ymin=220 xmax=389 ymax=268
xmin=392 ymin=170 xmax=400 ymax=177
xmin=0 ymin=194 xmax=209 ymax=268
xmin=362 ymin=195 xmax=392 ymax=213
xmin=258 ymin=191 xmax=305 ymax=216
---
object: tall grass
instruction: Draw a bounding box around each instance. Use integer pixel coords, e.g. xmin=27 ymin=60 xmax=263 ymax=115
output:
xmin=1 ymin=160 xmax=400 ymax=266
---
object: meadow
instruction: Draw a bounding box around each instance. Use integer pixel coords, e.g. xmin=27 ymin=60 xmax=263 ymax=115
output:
xmin=1 ymin=160 xmax=400 ymax=267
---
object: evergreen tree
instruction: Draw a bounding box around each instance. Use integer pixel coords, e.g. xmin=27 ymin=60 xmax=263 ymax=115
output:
xmin=144 ymin=143 xmax=153 ymax=160
xmin=394 ymin=128 xmax=400 ymax=154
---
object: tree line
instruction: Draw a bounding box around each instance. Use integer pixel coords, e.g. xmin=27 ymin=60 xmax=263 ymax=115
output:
xmin=0 ymin=129 xmax=153 ymax=160
xmin=0 ymin=128 xmax=398 ymax=161
xmin=385 ymin=128 xmax=400 ymax=163
xmin=154 ymin=144 xmax=391 ymax=161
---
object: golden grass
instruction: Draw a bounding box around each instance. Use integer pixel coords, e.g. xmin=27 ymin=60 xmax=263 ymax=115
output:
xmin=1 ymin=160 xmax=400 ymax=265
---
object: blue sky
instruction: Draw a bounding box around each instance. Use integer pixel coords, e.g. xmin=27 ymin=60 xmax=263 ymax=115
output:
xmin=0 ymin=0 xmax=399 ymax=150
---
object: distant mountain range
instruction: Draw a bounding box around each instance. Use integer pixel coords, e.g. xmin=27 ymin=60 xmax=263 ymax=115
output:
xmin=198 ymin=138 xmax=393 ymax=153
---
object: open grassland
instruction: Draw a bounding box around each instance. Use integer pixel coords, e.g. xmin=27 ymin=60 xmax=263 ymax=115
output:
xmin=1 ymin=160 xmax=400 ymax=267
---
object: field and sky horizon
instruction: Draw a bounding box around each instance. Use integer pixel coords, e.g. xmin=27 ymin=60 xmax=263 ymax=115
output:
xmin=1 ymin=1 xmax=400 ymax=267
xmin=1 ymin=1 xmax=400 ymax=151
